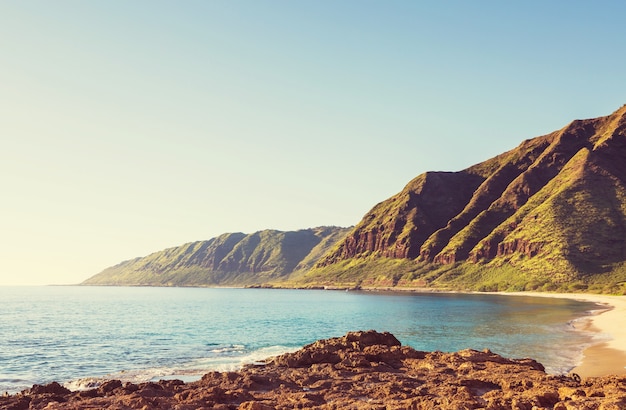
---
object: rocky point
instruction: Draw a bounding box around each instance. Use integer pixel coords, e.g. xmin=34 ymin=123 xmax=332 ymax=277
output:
xmin=2 ymin=330 xmax=625 ymax=409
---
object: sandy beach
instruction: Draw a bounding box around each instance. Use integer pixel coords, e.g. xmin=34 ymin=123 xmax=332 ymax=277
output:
xmin=360 ymin=286 xmax=626 ymax=378
xmin=506 ymin=292 xmax=626 ymax=378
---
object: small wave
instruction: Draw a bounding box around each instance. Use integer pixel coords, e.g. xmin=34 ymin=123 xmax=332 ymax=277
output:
xmin=544 ymin=319 xmax=610 ymax=375
xmin=62 ymin=345 xmax=299 ymax=391
xmin=0 ymin=375 xmax=37 ymax=395
xmin=189 ymin=345 xmax=297 ymax=371
xmin=243 ymin=345 xmax=298 ymax=364
xmin=63 ymin=368 xmax=200 ymax=391
xmin=208 ymin=344 xmax=246 ymax=354
xmin=542 ymin=342 xmax=589 ymax=375
xmin=64 ymin=377 xmax=106 ymax=391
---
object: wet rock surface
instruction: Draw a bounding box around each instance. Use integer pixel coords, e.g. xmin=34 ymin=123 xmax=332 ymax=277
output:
xmin=2 ymin=330 xmax=625 ymax=409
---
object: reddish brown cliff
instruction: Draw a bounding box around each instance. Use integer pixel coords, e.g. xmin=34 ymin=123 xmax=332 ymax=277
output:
xmin=316 ymin=105 xmax=626 ymax=282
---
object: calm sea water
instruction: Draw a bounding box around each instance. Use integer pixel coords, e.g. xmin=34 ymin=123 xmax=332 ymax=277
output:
xmin=0 ymin=286 xmax=599 ymax=394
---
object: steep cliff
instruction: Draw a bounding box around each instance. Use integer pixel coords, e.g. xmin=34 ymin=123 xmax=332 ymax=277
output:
xmin=84 ymin=106 xmax=626 ymax=292
xmin=82 ymin=227 xmax=350 ymax=286
xmin=310 ymin=105 xmax=626 ymax=292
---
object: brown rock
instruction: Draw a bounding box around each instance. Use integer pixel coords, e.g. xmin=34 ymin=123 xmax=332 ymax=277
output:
xmin=2 ymin=331 xmax=626 ymax=410
xmin=26 ymin=382 xmax=70 ymax=396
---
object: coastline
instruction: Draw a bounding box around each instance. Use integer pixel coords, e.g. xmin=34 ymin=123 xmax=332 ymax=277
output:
xmin=501 ymin=292 xmax=626 ymax=378
xmin=5 ymin=330 xmax=626 ymax=409
xmin=6 ymin=285 xmax=624 ymax=395
xmin=3 ymin=286 xmax=626 ymax=408
xmin=354 ymin=286 xmax=626 ymax=378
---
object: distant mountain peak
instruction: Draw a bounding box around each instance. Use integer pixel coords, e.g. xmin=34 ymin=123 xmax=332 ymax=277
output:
xmin=82 ymin=227 xmax=350 ymax=287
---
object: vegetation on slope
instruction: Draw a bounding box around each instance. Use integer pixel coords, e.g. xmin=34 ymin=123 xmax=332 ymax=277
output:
xmin=302 ymin=105 xmax=626 ymax=294
xmin=82 ymin=227 xmax=350 ymax=287
xmin=84 ymin=105 xmax=626 ymax=294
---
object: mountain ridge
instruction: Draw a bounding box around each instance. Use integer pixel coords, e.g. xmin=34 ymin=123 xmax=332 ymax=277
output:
xmin=304 ymin=104 xmax=626 ymax=292
xmin=83 ymin=105 xmax=626 ymax=293
xmin=82 ymin=226 xmax=350 ymax=286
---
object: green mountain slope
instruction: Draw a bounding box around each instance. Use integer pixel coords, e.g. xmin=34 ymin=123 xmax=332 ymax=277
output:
xmin=302 ymin=105 xmax=626 ymax=293
xmin=82 ymin=227 xmax=350 ymax=286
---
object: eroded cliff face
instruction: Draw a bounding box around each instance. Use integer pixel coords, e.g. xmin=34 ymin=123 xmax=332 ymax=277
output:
xmin=320 ymin=171 xmax=485 ymax=265
xmin=317 ymin=105 xmax=626 ymax=278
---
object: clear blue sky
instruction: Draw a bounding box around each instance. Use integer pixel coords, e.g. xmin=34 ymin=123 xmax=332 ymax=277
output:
xmin=1 ymin=1 xmax=625 ymax=285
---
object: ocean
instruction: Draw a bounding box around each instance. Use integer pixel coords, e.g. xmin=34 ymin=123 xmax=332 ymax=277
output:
xmin=0 ymin=286 xmax=600 ymax=394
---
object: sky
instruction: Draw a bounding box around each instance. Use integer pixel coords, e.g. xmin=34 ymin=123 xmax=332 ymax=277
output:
xmin=1 ymin=1 xmax=625 ymax=285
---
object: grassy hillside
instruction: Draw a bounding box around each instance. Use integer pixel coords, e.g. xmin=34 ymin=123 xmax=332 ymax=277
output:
xmin=84 ymin=106 xmax=626 ymax=293
xmin=302 ymin=105 xmax=626 ymax=294
xmin=82 ymin=227 xmax=350 ymax=287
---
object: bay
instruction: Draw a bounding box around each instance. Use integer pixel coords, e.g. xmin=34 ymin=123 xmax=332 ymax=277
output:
xmin=0 ymin=286 xmax=598 ymax=394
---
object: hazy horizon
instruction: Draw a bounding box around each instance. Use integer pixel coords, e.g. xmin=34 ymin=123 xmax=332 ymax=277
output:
xmin=2 ymin=1 xmax=626 ymax=285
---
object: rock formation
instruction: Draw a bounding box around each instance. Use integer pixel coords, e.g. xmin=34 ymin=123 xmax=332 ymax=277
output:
xmin=3 ymin=331 xmax=625 ymax=409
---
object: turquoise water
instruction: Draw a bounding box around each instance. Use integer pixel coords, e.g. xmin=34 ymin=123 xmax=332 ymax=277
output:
xmin=0 ymin=286 xmax=598 ymax=394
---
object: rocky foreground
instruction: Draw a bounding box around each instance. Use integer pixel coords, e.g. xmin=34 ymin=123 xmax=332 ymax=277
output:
xmin=2 ymin=331 xmax=626 ymax=410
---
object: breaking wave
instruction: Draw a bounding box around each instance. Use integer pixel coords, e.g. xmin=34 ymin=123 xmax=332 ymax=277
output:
xmin=63 ymin=344 xmax=297 ymax=391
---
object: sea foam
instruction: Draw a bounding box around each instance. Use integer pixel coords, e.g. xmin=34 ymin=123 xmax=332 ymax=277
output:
xmin=63 ymin=345 xmax=297 ymax=391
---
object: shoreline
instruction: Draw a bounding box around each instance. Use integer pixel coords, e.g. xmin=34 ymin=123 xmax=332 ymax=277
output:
xmin=5 ymin=330 xmax=626 ymax=409
xmin=7 ymin=285 xmax=625 ymax=393
xmin=351 ymin=286 xmax=626 ymax=378
xmin=498 ymin=291 xmax=626 ymax=378
xmin=266 ymin=285 xmax=626 ymax=378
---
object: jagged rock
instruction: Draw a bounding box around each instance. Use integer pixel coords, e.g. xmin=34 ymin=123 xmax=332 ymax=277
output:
xmin=26 ymin=383 xmax=70 ymax=396
xmin=3 ymin=331 xmax=626 ymax=409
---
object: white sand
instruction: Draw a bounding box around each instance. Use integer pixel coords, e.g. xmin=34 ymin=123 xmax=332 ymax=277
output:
xmin=504 ymin=292 xmax=626 ymax=378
